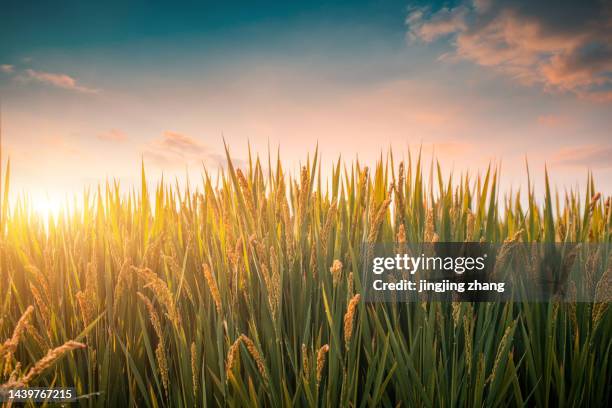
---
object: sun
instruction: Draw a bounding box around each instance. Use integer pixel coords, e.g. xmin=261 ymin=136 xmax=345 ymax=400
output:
xmin=31 ymin=192 xmax=65 ymax=220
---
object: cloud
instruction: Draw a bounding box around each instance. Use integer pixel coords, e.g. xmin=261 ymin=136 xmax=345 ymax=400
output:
xmin=552 ymin=145 xmax=612 ymax=168
xmin=406 ymin=0 xmax=612 ymax=102
xmin=98 ymin=129 xmax=128 ymax=142
xmin=154 ymin=131 xmax=206 ymax=155
xmin=22 ymin=69 xmax=99 ymax=93
xmin=144 ymin=131 xmax=227 ymax=168
xmin=41 ymin=135 xmax=80 ymax=155
xmin=406 ymin=6 xmax=468 ymax=43
xmin=0 ymin=64 xmax=14 ymax=73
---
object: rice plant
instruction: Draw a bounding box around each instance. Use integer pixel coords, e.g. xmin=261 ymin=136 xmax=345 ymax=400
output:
xmin=0 ymin=146 xmax=610 ymax=407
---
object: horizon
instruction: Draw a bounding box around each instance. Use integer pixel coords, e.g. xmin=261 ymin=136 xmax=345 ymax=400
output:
xmin=0 ymin=140 xmax=601 ymax=219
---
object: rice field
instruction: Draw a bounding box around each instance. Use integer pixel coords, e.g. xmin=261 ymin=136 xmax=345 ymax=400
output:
xmin=0 ymin=147 xmax=610 ymax=407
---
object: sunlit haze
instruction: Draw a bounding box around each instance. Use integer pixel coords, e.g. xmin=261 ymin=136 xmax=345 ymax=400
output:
xmin=1 ymin=0 xmax=611 ymax=212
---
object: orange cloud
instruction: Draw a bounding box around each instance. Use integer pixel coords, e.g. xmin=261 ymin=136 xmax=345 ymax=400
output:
xmin=407 ymin=0 xmax=612 ymax=102
xmin=41 ymin=135 xmax=80 ymax=155
xmin=0 ymin=64 xmax=14 ymax=73
xmin=144 ymin=131 xmax=227 ymax=168
xmin=553 ymin=145 xmax=612 ymax=168
xmin=22 ymin=69 xmax=99 ymax=93
xmin=154 ymin=131 xmax=206 ymax=154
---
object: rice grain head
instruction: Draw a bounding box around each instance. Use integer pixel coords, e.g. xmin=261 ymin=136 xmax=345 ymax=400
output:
xmin=202 ymin=263 xmax=222 ymax=315
xmin=20 ymin=340 xmax=86 ymax=386
xmin=347 ymin=272 xmax=354 ymax=296
xmin=466 ymin=211 xmax=475 ymax=240
xmin=225 ymin=337 xmax=242 ymax=380
xmin=344 ymin=294 xmax=361 ymax=349
xmin=397 ymin=223 xmax=406 ymax=246
xmin=236 ymin=169 xmax=256 ymax=219
xmin=463 ymin=315 xmax=473 ymax=375
xmin=309 ymin=241 xmax=318 ymax=279
xmin=191 ymin=342 xmax=198 ymax=396
xmin=137 ymin=292 xmax=163 ymax=338
xmin=281 ymin=201 xmax=294 ymax=260
xmin=29 ymin=283 xmax=50 ymax=325
xmin=112 ymin=259 xmax=132 ymax=314
xmin=451 ymin=302 xmax=461 ymax=327
xmin=367 ymin=190 xmax=392 ymax=245
xmin=316 ymin=344 xmax=329 ymax=385
xmin=301 ymin=343 xmax=309 ymax=375
xmin=424 ymin=208 xmax=435 ymax=242
xmin=155 ymin=344 xmax=169 ymax=395
xmin=592 ymin=255 xmax=611 ymax=325
xmin=330 ymin=260 xmax=343 ymax=286
xmin=590 ymin=192 xmax=601 ymax=211
xmin=488 ymin=322 xmax=515 ymax=383
xmin=320 ymin=200 xmax=337 ymax=252
xmin=298 ymin=166 xmax=310 ymax=225
xmin=239 ymin=335 xmax=268 ymax=382
xmin=567 ymin=281 xmax=578 ymax=334
xmin=136 ymin=267 xmax=181 ymax=327
xmin=0 ymin=306 xmax=34 ymax=360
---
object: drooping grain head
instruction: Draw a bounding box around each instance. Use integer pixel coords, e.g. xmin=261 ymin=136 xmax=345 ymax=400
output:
xmin=20 ymin=340 xmax=86 ymax=386
xmin=239 ymin=335 xmax=267 ymax=382
xmin=344 ymin=294 xmax=361 ymax=349
xmin=202 ymin=263 xmax=222 ymax=315
xmin=330 ymin=260 xmax=343 ymax=286
xmin=316 ymin=344 xmax=329 ymax=385
xmin=136 ymin=267 xmax=181 ymax=326
xmin=225 ymin=337 xmax=242 ymax=381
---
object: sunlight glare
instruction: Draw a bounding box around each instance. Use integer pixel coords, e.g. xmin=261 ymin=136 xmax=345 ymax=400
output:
xmin=31 ymin=193 xmax=65 ymax=220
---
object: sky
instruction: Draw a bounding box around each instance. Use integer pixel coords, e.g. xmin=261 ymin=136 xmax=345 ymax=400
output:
xmin=1 ymin=0 xmax=611 ymax=214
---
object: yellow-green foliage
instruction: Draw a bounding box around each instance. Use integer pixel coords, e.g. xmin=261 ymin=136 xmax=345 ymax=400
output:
xmin=0 ymin=147 xmax=610 ymax=407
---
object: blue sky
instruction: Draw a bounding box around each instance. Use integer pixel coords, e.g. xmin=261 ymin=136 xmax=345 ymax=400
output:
xmin=0 ymin=0 xmax=611 ymax=213
xmin=1 ymin=0 xmax=411 ymax=53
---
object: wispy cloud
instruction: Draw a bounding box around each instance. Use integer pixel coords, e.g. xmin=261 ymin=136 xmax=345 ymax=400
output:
xmin=0 ymin=64 xmax=14 ymax=73
xmin=406 ymin=6 xmax=467 ymax=43
xmin=21 ymin=69 xmax=99 ymax=93
xmin=98 ymin=129 xmax=128 ymax=142
xmin=553 ymin=145 xmax=612 ymax=168
xmin=42 ymin=135 xmax=81 ymax=155
xmin=144 ymin=131 xmax=227 ymax=168
xmin=153 ymin=131 xmax=206 ymax=155
xmin=1 ymin=62 xmax=100 ymax=93
xmin=407 ymin=0 xmax=612 ymax=102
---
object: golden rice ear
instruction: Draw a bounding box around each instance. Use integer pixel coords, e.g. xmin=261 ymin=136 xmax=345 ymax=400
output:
xmin=137 ymin=292 xmax=169 ymax=395
xmin=225 ymin=337 xmax=242 ymax=381
xmin=239 ymin=335 xmax=267 ymax=382
xmin=330 ymin=260 xmax=343 ymax=286
xmin=301 ymin=344 xmax=309 ymax=375
xmin=135 ymin=267 xmax=181 ymax=326
xmin=190 ymin=342 xmax=198 ymax=396
xmin=19 ymin=340 xmax=86 ymax=386
xmin=202 ymin=263 xmax=222 ymax=315
xmin=316 ymin=344 xmax=329 ymax=386
xmin=343 ymin=294 xmax=361 ymax=349
xmin=0 ymin=306 xmax=34 ymax=360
